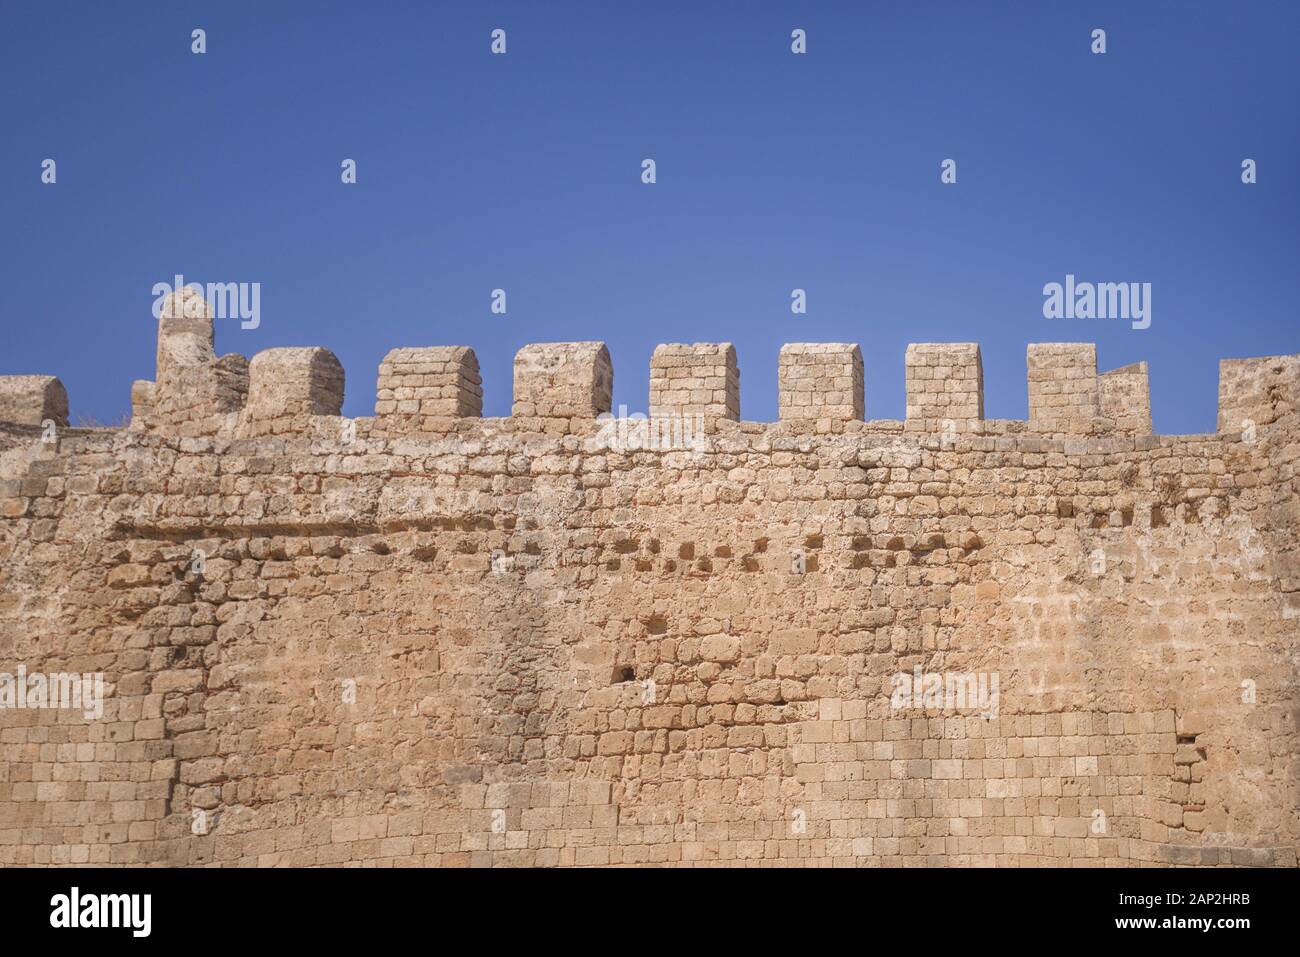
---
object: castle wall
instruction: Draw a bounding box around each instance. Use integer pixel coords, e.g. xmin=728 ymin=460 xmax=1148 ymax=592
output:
xmin=0 ymin=332 xmax=1296 ymax=867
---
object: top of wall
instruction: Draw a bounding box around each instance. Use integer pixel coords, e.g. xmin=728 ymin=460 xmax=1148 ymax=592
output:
xmin=1 ymin=293 xmax=1297 ymax=446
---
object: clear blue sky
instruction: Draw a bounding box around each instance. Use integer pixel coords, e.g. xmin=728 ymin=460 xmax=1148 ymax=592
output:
xmin=2 ymin=1 xmax=1296 ymax=433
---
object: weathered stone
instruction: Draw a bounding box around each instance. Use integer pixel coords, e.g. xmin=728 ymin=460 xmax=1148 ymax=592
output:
xmin=649 ymin=343 xmax=738 ymax=421
xmin=905 ymin=343 xmax=982 ymax=426
xmin=0 ymin=375 xmax=68 ymax=427
xmin=512 ymin=342 xmax=612 ymax=421
xmin=778 ymin=343 xmax=863 ymax=422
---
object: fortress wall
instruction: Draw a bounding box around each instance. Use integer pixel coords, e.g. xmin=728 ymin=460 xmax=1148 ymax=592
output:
xmin=0 ymin=326 xmax=1297 ymax=867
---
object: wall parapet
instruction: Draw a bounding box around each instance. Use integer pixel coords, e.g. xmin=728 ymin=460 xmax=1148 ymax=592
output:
xmin=2 ymin=298 xmax=1297 ymax=444
xmin=512 ymin=341 xmax=613 ymax=428
xmin=1217 ymin=354 xmax=1300 ymax=435
xmin=0 ymin=375 xmax=67 ymax=428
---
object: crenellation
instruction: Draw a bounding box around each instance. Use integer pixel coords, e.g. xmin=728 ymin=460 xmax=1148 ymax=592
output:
xmin=129 ymin=379 xmax=155 ymax=430
xmin=649 ymin=343 xmax=739 ymax=421
xmin=778 ymin=343 xmax=864 ymax=423
xmin=150 ymin=289 xmax=250 ymax=436
xmin=1027 ymin=343 xmax=1101 ymax=433
xmin=240 ymin=347 xmax=345 ymax=437
xmin=1098 ymin=361 xmax=1152 ymax=435
xmin=155 ymin=286 xmax=217 ymax=370
xmin=512 ymin=341 xmax=612 ymax=428
xmin=0 ymin=374 xmax=68 ymax=427
xmin=376 ymin=346 xmax=483 ymax=426
xmin=1217 ymin=354 xmax=1300 ymax=434
xmin=905 ymin=343 xmax=983 ymax=429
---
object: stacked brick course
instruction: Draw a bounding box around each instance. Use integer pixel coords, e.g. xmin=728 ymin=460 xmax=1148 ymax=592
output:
xmin=905 ymin=343 xmax=983 ymax=429
xmin=376 ymin=347 xmax=483 ymax=421
xmin=778 ymin=343 xmax=864 ymax=423
xmin=1099 ymin=362 xmax=1153 ymax=434
xmin=649 ymin=343 xmax=739 ymax=421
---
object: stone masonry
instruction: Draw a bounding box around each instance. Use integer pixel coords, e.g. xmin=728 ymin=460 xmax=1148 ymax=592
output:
xmin=649 ymin=343 xmax=739 ymax=421
xmin=0 ymin=305 xmax=1297 ymax=867
xmin=778 ymin=343 xmax=863 ymax=423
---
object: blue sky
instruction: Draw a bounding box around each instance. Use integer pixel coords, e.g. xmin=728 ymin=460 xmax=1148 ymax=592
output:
xmin=2 ymin=1 xmax=1296 ymax=433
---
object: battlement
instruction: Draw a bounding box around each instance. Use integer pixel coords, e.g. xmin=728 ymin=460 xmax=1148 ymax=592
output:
xmin=1217 ymin=354 xmax=1300 ymax=433
xmin=3 ymin=310 xmax=1298 ymax=441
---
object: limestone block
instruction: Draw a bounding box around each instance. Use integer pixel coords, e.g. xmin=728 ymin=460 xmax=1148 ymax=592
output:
xmin=513 ymin=342 xmax=612 ymax=419
xmin=376 ymin=346 xmax=482 ymax=418
xmin=129 ymin=379 xmax=155 ymax=428
xmin=151 ymin=289 xmax=249 ymax=434
xmin=649 ymin=343 xmax=738 ymax=420
xmin=1099 ymin=361 xmax=1152 ymax=434
xmin=1217 ymin=354 xmax=1300 ymax=433
xmin=247 ymin=347 xmax=345 ymax=420
xmin=1028 ymin=343 xmax=1099 ymax=431
xmin=0 ymin=375 xmax=68 ymax=426
xmin=905 ymin=343 xmax=983 ymax=423
xmin=156 ymin=287 xmax=216 ymax=372
xmin=778 ymin=343 xmax=863 ymax=421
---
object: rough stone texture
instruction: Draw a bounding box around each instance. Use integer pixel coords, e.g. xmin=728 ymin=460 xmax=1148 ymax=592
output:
xmin=649 ymin=343 xmax=739 ymax=421
xmin=1028 ymin=343 xmax=1101 ymax=434
xmin=0 ymin=376 xmax=68 ymax=427
xmin=128 ymin=380 xmax=155 ymax=431
xmin=1 ymin=324 xmax=1298 ymax=868
xmin=905 ymin=343 xmax=983 ymax=428
xmin=238 ymin=348 xmax=345 ymax=438
xmin=512 ymin=342 xmax=612 ymax=428
xmin=778 ymin=344 xmax=864 ymax=423
xmin=376 ymin=347 xmax=482 ymax=424
xmin=148 ymin=288 xmax=249 ymax=437
xmin=1218 ymin=354 xmax=1300 ymax=434
xmin=1099 ymin=362 xmax=1153 ymax=435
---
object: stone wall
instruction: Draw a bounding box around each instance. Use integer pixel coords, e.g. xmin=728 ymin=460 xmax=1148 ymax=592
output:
xmin=1 ymin=321 xmax=1297 ymax=867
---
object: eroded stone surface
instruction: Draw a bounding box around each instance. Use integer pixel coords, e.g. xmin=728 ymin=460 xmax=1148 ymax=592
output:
xmin=0 ymin=375 xmax=67 ymax=428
